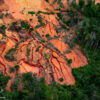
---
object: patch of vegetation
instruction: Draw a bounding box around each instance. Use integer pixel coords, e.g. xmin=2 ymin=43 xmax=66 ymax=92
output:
xmin=26 ymin=48 xmax=31 ymax=58
xmin=11 ymin=78 xmax=20 ymax=91
xmin=57 ymin=13 xmax=70 ymax=31
xmin=28 ymin=11 xmax=35 ymax=15
xmin=35 ymin=46 xmax=41 ymax=52
xmin=67 ymin=0 xmax=100 ymax=50
xmin=21 ymin=21 xmax=30 ymax=30
xmin=12 ymin=21 xmax=18 ymax=26
xmin=68 ymin=59 xmax=72 ymax=64
xmin=57 ymin=12 xmax=67 ymax=24
xmin=29 ymin=18 xmax=32 ymax=21
xmin=57 ymin=0 xmax=64 ymax=8
xmin=9 ymin=67 xmax=15 ymax=73
xmin=0 ymin=72 xmax=10 ymax=87
xmin=45 ymin=0 xmax=49 ymax=3
xmin=59 ymin=78 xmax=64 ymax=82
xmin=41 ymin=39 xmax=45 ymax=43
xmin=9 ymin=65 xmax=20 ymax=73
xmin=14 ymin=65 xmax=20 ymax=71
xmin=29 ymin=27 xmax=34 ymax=32
xmin=43 ymin=53 xmax=48 ymax=59
xmin=60 ymin=24 xmax=69 ymax=30
xmin=9 ymin=21 xmax=22 ymax=32
xmin=5 ymin=44 xmax=18 ymax=61
xmin=5 ymin=48 xmax=16 ymax=61
xmin=0 ymin=14 xmax=4 ymax=19
xmin=37 ymin=11 xmax=54 ymax=15
xmin=72 ymin=48 xmax=100 ymax=100
xmin=46 ymin=33 xmax=50 ymax=37
xmin=57 ymin=13 xmax=64 ymax=21
xmin=0 ymin=25 xmax=6 ymax=35
xmin=5 ymin=13 xmax=9 ymax=17
xmin=35 ymin=15 xmax=46 ymax=28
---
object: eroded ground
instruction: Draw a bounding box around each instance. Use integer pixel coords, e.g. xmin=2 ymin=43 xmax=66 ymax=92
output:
xmin=0 ymin=0 xmax=89 ymax=90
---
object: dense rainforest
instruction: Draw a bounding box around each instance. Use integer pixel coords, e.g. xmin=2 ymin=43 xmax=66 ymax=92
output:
xmin=0 ymin=0 xmax=100 ymax=100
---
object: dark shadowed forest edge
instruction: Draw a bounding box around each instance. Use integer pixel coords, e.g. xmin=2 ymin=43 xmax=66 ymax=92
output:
xmin=0 ymin=0 xmax=100 ymax=100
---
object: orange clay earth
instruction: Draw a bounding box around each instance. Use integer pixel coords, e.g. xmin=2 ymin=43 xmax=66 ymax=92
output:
xmin=0 ymin=0 xmax=90 ymax=91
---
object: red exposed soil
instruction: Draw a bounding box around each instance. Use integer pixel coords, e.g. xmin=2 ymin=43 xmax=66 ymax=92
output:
xmin=0 ymin=0 xmax=94 ymax=91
